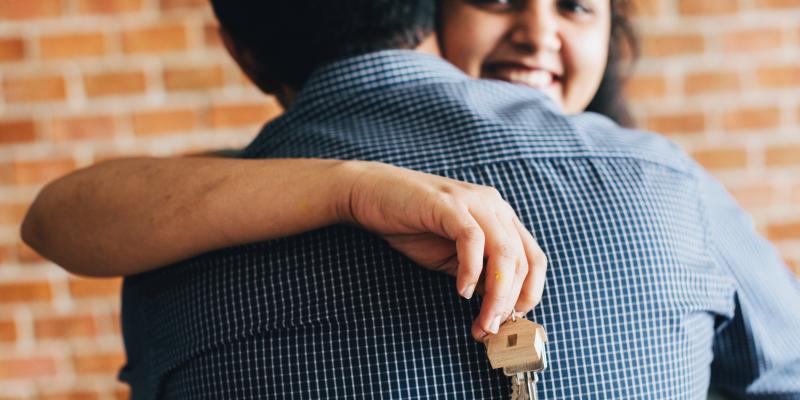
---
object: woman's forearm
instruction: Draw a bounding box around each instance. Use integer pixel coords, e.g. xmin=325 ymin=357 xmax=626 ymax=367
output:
xmin=21 ymin=155 xmax=549 ymax=339
xmin=21 ymin=157 xmax=356 ymax=277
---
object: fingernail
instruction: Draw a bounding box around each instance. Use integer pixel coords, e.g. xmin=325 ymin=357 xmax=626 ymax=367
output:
xmin=462 ymin=283 xmax=476 ymax=299
xmin=489 ymin=315 xmax=502 ymax=333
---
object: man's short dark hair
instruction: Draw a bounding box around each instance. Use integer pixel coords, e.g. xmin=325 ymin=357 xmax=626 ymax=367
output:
xmin=210 ymin=0 xmax=436 ymax=90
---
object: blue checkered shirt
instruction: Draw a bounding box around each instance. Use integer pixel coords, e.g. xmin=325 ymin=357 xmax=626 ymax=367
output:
xmin=119 ymin=51 xmax=800 ymax=399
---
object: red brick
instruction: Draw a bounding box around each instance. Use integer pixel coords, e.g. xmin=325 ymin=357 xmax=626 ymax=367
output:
xmin=0 ymin=202 xmax=28 ymax=225
xmin=35 ymin=315 xmax=98 ymax=339
xmin=767 ymin=222 xmax=800 ymax=240
xmin=684 ymin=71 xmax=740 ymax=95
xmin=92 ymin=150 xmax=151 ymax=164
xmin=83 ymin=71 xmax=146 ymax=97
xmin=111 ymin=311 xmax=121 ymax=335
xmin=3 ymin=74 xmax=67 ymax=103
xmin=160 ymin=0 xmax=207 ymax=10
xmin=645 ymin=112 xmax=706 ymax=134
xmin=230 ymin=68 xmax=253 ymax=86
xmin=203 ymin=23 xmax=222 ymax=48
xmin=757 ymin=65 xmax=800 ymax=88
xmin=0 ymin=119 xmax=37 ymax=144
xmin=723 ymin=106 xmax=781 ymax=131
xmin=210 ymin=101 xmax=283 ymax=128
xmin=0 ymin=37 xmax=25 ymax=62
xmin=78 ymin=0 xmax=143 ymax=14
xmin=14 ymin=158 xmax=76 ymax=185
xmin=0 ymin=245 xmax=14 ymax=266
xmin=113 ymin=386 xmax=130 ymax=400
xmin=40 ymin=32 xmax=107 ymax=59
xmin=691 ymin=148 xmax=748 ymax=170
xmin=723 ymin=28 xmax=784 ymax=53
xmin=756 ymin=0 xmax=800 ymax=9
xmin=797 ymin=104 xmax=800 ymax=124
xmin=624 ymin=75 xmax=667 ymax=99
xmin=0 ymin=320 xmax=16 ymax=342
xmin=0 ymin=356 xmax=58 ymax=379
xmin=0 ymin=0 xmax=62 ymax=20
xmin=51 ymin=115 xmax=116 ymax=141
xmin=0 ymin=163 xmax=14 ymax=184
xmin=122 ymin=24 xmax=188 ymax=54
xmin=765 ymin=144 xmax=800 ymax=166
xmin=40 ymin=390 xmax=101 ymax=400
xmin=0 ymin=281 xmax=53 ymax=303
xmin=633 ymin=0 xmax=662 ymax=17
xmin=132 ymin=109 xmax=196 ymax=135
xmin=89 ymin=312 xmax=119 ymax=337
xmin=163 ymin=65 xmax=224 ymax=91
xmin=679 ymin=0 xmax=739 ymax=15
xmin=787 ymin=258 xmax=799 ymax=276
xmin=643 ymin=33 xmax=705 ymax=57
xmin=73 ymin=352 xmax=126 ymax=374
xmin=68 ymin=277 xmax=122 ymax=299
xmin=794 ymin=25 xmax=800 ymax=46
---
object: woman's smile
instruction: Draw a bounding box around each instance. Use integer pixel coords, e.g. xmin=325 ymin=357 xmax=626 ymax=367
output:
xmin=481 ymin=60 xmax=564 ymax=103
xmin=441 ymin=0 xmax=610 ymax=114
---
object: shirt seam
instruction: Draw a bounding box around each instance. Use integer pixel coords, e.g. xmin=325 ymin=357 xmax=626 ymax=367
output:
xmin=416 ymin=153 xmax=694 ymax=178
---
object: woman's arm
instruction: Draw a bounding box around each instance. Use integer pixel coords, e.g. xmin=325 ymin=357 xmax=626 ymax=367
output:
xmin=22 ymin=157 xmax=350 ymax=277
xmin=22 ymin=156 xmax=547 ymax=339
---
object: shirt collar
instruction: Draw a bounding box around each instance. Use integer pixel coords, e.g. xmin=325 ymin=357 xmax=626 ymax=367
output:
xmin=292 ymin=50 xmax=469 ymax=107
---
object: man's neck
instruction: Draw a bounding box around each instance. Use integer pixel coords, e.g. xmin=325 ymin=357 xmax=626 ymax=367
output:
xmin=277 ymin=35 xmax=442 ymax=109
xmin=415 ymin=34 xmax=442 ymax=57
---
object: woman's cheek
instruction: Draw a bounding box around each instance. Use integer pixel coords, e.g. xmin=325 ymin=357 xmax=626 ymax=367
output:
xmin=442 ymin=26 xmax=478 ymax=76
xmin=441 ymin=7 xmax=510 ymax=79
xmin=565 ymin=35 xmax=609 ymax=113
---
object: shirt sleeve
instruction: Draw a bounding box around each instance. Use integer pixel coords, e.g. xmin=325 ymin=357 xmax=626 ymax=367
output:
xmin=698 ymin=168 xmax=800 ymax=399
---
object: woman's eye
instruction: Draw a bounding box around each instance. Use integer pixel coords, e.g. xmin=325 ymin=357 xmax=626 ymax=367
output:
xmin=557 ymin=0 xmax=594 ymax=15
xmin=464 ymin=0 xmax=519 ymax=12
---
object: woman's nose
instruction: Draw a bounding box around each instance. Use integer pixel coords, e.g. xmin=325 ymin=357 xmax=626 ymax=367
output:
xmin=508 ymin=5 xmax=562 ymax=54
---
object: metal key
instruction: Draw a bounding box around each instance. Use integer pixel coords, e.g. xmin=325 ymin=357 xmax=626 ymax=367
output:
xmin=484 ymin=314 xmax=548 ymax=400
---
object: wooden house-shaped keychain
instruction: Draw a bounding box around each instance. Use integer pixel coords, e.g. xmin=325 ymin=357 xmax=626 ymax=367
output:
xmin=484 ymin=316 xmax=548 ymax=375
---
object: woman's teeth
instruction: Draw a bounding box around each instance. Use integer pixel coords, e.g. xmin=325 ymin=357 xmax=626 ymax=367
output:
xmin=505 ymin=70 xmax=554 ymax=88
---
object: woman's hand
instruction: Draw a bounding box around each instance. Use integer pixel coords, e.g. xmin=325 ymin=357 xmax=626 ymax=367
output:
xmin=336 ymin=161 xmax=548 ymax=341
xmin=22 ymin=155 xmax=546 ymax=341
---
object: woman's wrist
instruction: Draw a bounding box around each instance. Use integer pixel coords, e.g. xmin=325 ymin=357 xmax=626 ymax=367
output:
xmin=327 ymin=159 xmax=373 ymax=226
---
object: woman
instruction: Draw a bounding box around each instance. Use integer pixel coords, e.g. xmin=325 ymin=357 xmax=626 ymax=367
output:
xmin=22 ymin=0 xmax=637 ymax=338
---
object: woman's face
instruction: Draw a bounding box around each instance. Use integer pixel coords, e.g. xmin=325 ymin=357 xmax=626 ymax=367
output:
xmin=440 ymin=0 xmax=611 ymax=114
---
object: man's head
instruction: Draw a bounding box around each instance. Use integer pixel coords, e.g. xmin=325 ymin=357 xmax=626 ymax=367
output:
xmin=210 ymin=0 xmax=437 ymax=102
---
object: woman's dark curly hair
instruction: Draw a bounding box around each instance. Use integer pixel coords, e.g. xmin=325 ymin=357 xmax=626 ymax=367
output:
xmin=585 ymin=0 xmax=639 ymax=127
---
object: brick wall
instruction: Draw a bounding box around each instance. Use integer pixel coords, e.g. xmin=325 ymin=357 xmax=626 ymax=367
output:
xmin=627 ymin=0 xmax=800 ymax=275
xmin=0 ymin=0 xmax=798 ymax=398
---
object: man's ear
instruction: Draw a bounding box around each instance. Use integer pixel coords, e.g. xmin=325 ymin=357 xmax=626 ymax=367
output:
xmin=218 ymin=27 xmax=280 ymax=94
xmin=218 ymin=27 xmax=296 ymax=107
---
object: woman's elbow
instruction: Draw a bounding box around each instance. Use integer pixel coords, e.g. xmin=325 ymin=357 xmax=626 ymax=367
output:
xmin=20 ymin=197 xmax=49 ymax=258
xmin=20 ymin=189 xmax=85 ymax=275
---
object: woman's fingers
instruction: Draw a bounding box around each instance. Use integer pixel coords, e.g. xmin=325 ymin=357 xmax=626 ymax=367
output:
xmin=496 ymin=209 xmax=530 ymax=322
xmin=360 ymin=170 xmax=545 ymax=341
xmin=439 ymin=204 xmax=485 ymax=299
xmin=512 ymin=216 xmax=547 ymax=314
xmin=468 ymin=206 xmax=522 ymax=336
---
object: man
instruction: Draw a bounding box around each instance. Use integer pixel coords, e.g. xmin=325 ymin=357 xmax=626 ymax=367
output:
xmin=118 ymin=0 xmax=800 ymax=398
